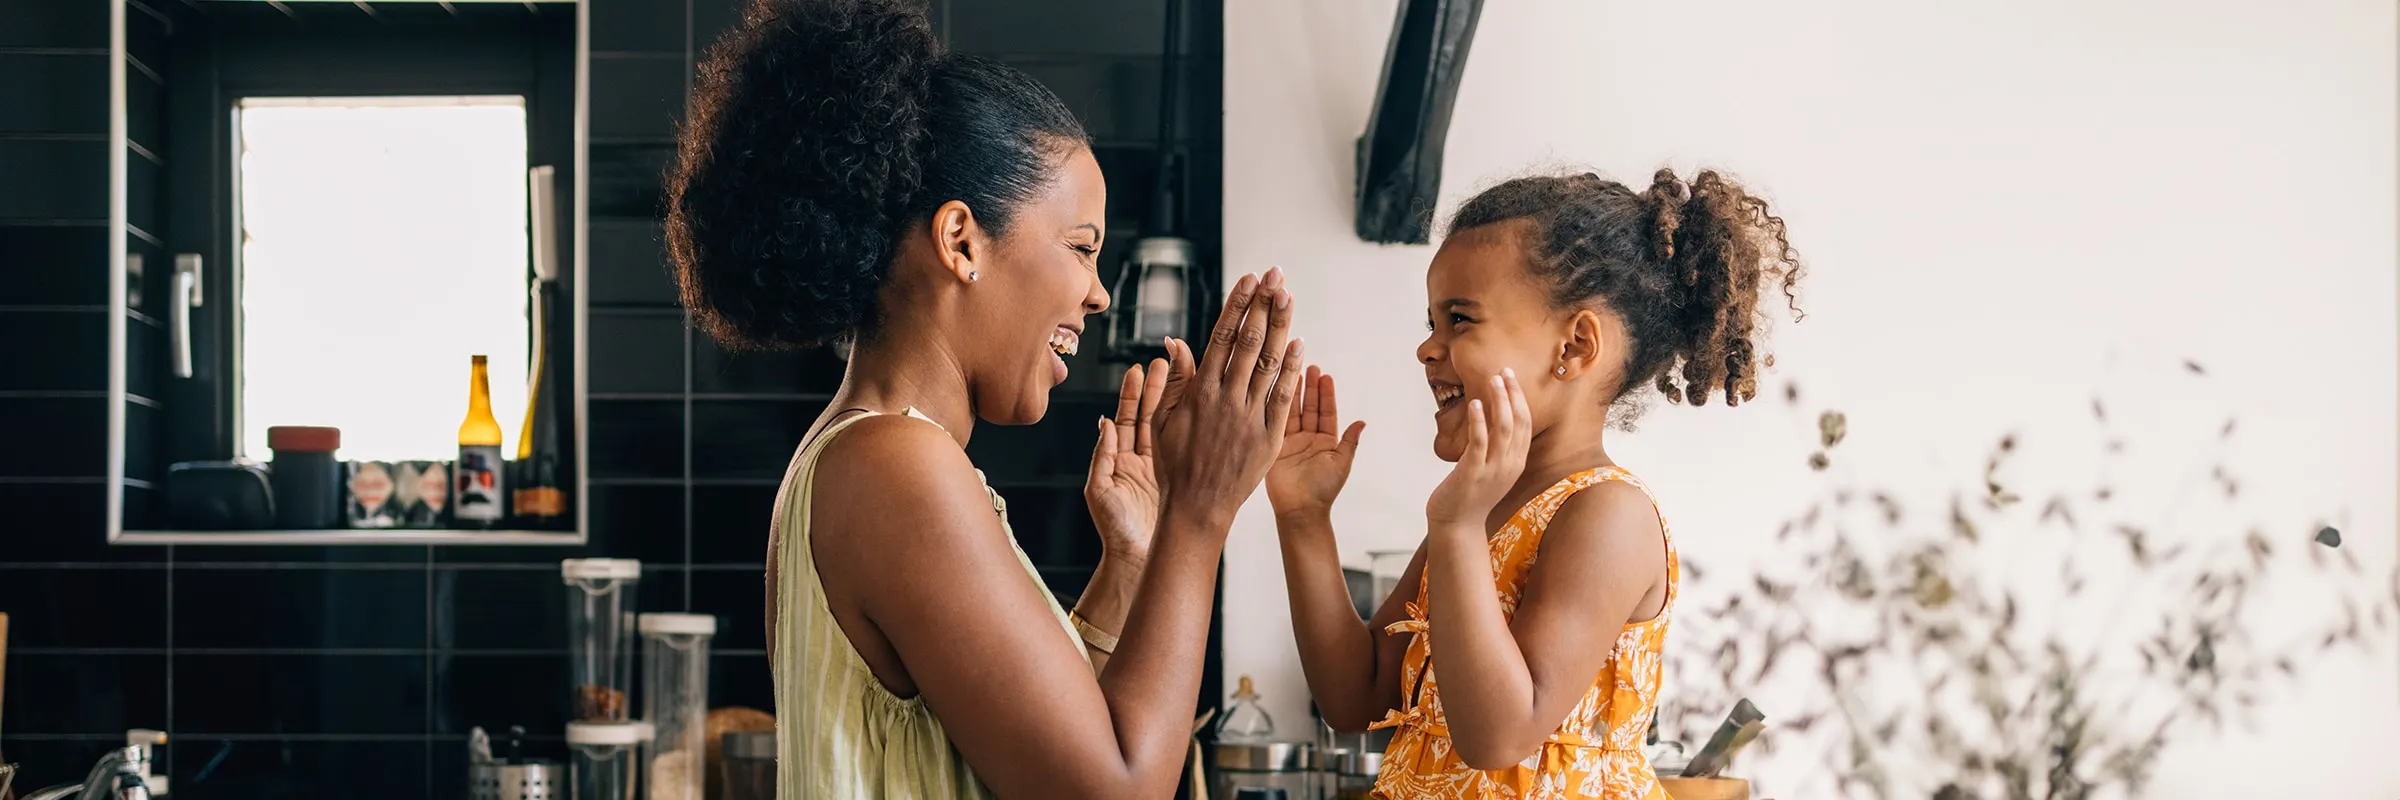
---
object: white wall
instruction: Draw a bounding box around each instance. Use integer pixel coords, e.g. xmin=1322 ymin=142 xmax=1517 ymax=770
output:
xmin=1220 ymin=1 xmax=2398 ymax=796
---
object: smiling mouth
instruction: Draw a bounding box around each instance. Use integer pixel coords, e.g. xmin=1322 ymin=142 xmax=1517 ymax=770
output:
xmin=1430 ymin=381 xmax=1464 ymax=414
xmin=1048 ymin=328 xmax=1080 ymax=357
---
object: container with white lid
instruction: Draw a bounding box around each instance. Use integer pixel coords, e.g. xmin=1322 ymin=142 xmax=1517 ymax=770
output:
xmin=637 ymin=613 xmax=716 ymax=800
xmin=566 ymin=720 xmax=652 ymax=800
xmin=561 ymin=559 xmax=641 ymax=722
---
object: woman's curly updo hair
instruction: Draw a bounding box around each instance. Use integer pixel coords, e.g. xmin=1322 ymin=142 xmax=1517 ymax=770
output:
xmin=1449 ymin=168 xmax=1804 ymax=411
xmin=666 ymin=0 xmax=1089 ymax=351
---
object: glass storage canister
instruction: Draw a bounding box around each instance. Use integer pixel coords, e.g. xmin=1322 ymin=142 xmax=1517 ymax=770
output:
xmin=718 ymin=731 xmax=775 ymax=800
xmin=562 ymin=558 xmax=642 ymax=722
xmin=566 ymin=721 xmax=652 ymax=800
xmin=637 ymin=613 xmax=715 ymax=800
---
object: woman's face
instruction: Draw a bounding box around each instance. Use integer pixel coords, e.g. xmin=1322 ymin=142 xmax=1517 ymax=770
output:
xmin=1417 ymin=223 xmax=1574 ymax=462
xmin=962 ymin=145 xmax=1111 ymax=425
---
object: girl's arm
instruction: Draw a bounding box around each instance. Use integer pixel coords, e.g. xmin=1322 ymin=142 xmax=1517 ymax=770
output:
xmin=1266 ymin=369 xmax=1413 ymax=730
xmin=1424 ymin=485 xmax=1663 ymax=768
xmin=1274 ymin=517 xmax=1423 ymax=731
xmin=1420 ymin=371 xmax=1665 ymax=769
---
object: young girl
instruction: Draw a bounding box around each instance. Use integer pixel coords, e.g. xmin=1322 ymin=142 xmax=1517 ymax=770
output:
xmin=1267 ymin=169 xmax=1803 ymax=799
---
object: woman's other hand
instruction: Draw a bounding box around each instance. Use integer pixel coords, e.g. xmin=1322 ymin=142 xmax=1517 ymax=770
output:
xmin=1155 ymin=268 xmax=1306 ymax=531
xmin=1086 ymin=360 xmax=1170 ymax=561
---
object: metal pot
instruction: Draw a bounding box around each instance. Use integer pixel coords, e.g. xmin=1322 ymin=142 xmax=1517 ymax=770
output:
xmin=1210 ymin=742 xmax=1315 ymax=800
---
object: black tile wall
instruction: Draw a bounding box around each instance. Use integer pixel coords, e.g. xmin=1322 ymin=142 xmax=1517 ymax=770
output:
xmin=0 ymin=139 xmax=108 ymax=220
xmin=587 ymin=220 xmax=676 ymax=306
xmin=0 ymin=53 xmax=108 ymax=134
xmin=169 ymin=739 xmax=432 ymax=800
xmin=588 ymin=55 xmax=688 ymax=141
xmin=0 ymin=0 xmax=1223 ymax=795
xmin=0 ymin=225 xmax=109 ymax=304
xmin=0 ymin=309 xmax=106 ymax=391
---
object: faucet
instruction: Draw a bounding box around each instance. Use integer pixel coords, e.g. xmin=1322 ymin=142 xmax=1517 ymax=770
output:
xmin=22 ymin=730 xmax=165 ymax=800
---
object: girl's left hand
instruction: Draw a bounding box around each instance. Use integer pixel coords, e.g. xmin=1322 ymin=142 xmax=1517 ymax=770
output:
xmin=1086 ymin=359 xmax=1172 ymax=560
xmin=1426 ymin=369 xmax=1532 ymax=528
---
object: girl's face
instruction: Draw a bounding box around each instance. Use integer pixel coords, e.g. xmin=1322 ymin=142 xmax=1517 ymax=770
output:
xmin=1417 ymin=223 xmax=1587 ymax=462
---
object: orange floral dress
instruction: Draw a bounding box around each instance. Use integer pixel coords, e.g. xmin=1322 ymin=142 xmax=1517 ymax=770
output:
xmin=1370 ymin=467 xmax=1676 ymax=800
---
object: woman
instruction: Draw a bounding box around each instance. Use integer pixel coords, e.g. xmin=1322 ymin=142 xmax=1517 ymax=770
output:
xmin=665 ymin=1 xmax=1304 ymax=798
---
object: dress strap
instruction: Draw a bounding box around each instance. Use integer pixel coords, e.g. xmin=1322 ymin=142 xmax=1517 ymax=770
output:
xmin=1514 ymin=466 xmax=1676 ymax=611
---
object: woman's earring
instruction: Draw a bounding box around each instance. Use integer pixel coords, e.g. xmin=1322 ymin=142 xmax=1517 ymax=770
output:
xmin=968 ymin=271 xmax=979 ymax=283
xmin=1554 ymin=365 xmax=1567 ymax=378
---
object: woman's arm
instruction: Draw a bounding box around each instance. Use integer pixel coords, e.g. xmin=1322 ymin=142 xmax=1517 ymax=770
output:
xmin=814 ymin=272 xmax=1303 ymax=799
xmin=1076 ymin=361 xmax=1173 ymax=674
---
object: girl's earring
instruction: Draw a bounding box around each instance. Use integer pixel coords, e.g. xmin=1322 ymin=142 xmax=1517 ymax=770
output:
xmin=1554 ymin=364 xmax=1568 ymax=378
xmin=968 ymin=271 xmax=979 ymax=283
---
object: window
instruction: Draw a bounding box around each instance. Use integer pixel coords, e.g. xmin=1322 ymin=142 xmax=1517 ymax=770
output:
xmin=235 ymin=96 xmax=530 ymax=461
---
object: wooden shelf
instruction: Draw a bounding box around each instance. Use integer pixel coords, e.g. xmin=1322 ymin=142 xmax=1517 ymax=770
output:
xmin=115 ymin=529 xmax=584 ymax=546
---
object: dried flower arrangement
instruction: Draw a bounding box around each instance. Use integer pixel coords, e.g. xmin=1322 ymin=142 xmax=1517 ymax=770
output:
xmin=1658 ymin=365 xmax=2398 ymax=799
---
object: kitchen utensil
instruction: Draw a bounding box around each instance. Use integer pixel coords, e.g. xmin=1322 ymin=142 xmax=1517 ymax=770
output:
xmin=469 ymin=760 xmax=563 ymax=800
xmin=1209 ymin=742 xmax=1314 ymax=800
xmin=1185 ymin=708 xmax=1216 ymax=800
xmin=469 ymin=725 xmax=563 ymax=800
xmin=720 ymin=731 xmax=774 ymax=800
xmin=703 ymin=707 xmax=773 ymax=800
xmin=638 ymin=614 xmax=715 ymax=800
xmin=1681 ymin=699 xmax=1764 ymax=779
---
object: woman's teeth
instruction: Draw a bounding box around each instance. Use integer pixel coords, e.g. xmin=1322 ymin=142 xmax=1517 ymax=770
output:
xmin=1048 ymin=330 xmax=1079 ymax=357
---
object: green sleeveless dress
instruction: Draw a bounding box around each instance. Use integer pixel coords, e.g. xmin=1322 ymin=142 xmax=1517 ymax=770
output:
xmin=769 ymin=409 xmax=1084 ymax=799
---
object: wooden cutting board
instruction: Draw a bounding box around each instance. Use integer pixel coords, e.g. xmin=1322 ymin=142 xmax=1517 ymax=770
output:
xmin=1661 ymin=777 xmax=1749 ymax=800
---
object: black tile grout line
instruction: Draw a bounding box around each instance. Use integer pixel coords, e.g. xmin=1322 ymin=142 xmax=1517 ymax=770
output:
xmin=0 ymin=476 xmax=154 ymax=488
xmin=0 ymin=562 xmax=561 ymax=571
xmin=6 ymin=733 xmax=447 ymax=742
xmin=0 ymin=47 xmax=111 ymax=56
xmin=11 ymin=647 xmax=589 ymax=657
xmin=0 ymin=563 xmax=175 ymax=570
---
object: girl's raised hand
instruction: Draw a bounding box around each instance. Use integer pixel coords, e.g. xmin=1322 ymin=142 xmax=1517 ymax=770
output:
xmin=1266 ymin=367 xmax=1366 ymax=520
xmin=1425 ymin=368 xmax=1532 ymax=529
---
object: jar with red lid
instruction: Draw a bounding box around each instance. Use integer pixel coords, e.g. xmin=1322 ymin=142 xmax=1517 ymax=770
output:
xmin=267 ymin=425 xmax=341 ymax=529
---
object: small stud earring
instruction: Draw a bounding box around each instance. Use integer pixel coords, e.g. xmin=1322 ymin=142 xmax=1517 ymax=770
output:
xmin=968 ymin=271 xmax=979 ymax=283
xmin=1554 ymin=365 xmax=1567 ymax=377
